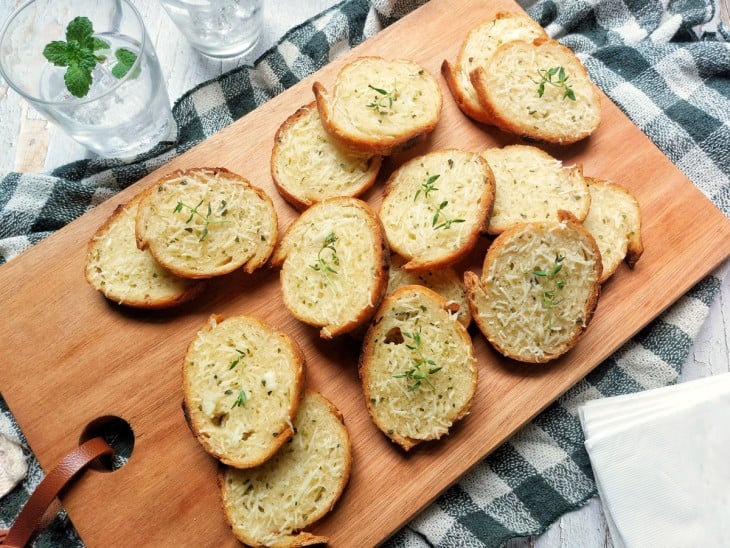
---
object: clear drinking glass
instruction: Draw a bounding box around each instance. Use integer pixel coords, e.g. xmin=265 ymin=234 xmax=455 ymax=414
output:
xmin=158 ymin=0 xmax=263 ymax=59
xmin=0 ymin=0 xmax=174 ymax=158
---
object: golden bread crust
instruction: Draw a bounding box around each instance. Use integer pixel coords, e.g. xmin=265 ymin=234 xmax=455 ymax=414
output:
xmin=271 ymin=102 xmax=382 ymax=211
xmin=135 ymin=167 xmax=277 ymax=279
xmin=85 ymin=194 xmax=205 ymax=308
xmin=182 ymin=314 xmax=305 ymax=469
xmin=270 ymin=197 xmax=389 ymax=338
xmin=313 ymin=56 xmax=442 ymax=156
xmin=466 ymin=212 xmax=602 ymax=363
xmin=359 ymin=285 xmax=477 ymax=450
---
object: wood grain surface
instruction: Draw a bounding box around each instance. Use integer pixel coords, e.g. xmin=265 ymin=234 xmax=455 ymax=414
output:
xmin=1 ymin=0 xmax=729 ymax=546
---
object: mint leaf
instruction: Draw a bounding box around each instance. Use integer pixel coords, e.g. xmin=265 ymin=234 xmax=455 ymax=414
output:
xmin=43 ymin=41 xmax=71 ymax=66
xmin=44 ymin=16 xmax=141 ymax=98
xmin=64 ymin=63 xmax=92 ymax=98
xmin=111 ymin=48 xmax=137 ymax=79
xmin=67 ymin=42 xmax=98 ymax=72
xmin=92 ymin=37 xmax=110 ymax=52
xmin=65 ymin=16 xmax=94 ymax=45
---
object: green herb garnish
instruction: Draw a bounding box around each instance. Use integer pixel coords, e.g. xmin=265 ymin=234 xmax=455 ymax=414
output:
xmin=310 ymin=232 xmax=339 ymax=274
xmin=42 ymin=16 xmax=138 ymax=98
xmin=366 ymin=84 xmax=398 ymax=113
xmin=393 ymin=330 xmax=442 ymax=391
xmin=414 ymin=174 xmax=440 ymax=201
xmin=173 ymin=199 xmax=231 ymax=242
xmin=228 ymin=348 xmax=247 ymax=370
xmin=414 ymin=174 xmax=465 ymax=230
xmin=231 ymin=389 xmax=248 ymax=409
xmin=432 ymin=200 xmax=466 ymax=230
xmin=533 ymin=66 xmax=576 ymax=101
xmin=533 ymin=254 xmax=567 ymax=324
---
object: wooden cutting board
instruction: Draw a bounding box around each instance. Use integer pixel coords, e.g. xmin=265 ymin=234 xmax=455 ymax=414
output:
xmin=1 ymin=0 xmax=729 ymax=546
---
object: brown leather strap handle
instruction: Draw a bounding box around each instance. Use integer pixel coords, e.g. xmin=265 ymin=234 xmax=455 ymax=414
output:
xmin=0 ymin=437 xmax=114 ymax=548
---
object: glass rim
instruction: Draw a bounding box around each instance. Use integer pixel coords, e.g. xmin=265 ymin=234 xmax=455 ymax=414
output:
xmin=0 ymin=0 xmax=150 ymax=107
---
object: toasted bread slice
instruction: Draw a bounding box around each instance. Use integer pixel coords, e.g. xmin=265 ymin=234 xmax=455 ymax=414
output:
xmin=471 ymin=37 xmax=601 ymax=144
xmin=360 ymin=285 xmax=477 ymax=451
xmin=271 ymin=102 xmax=382 ymax=211
xmin=313 ymin=56 xmax=442 ymax=156
xmin=379 ymin=149 xmax=495 ymax=270
xmin=85 ymin=194 xmax=205 ymax=308
xmin=182 ymin=314 xmax=305 ymax=469
xmin=387 ymin=254 xmax=471 ymax=328
xmin=442 ymin=12 xmax=547 ymax=123
xmin=583 ymin=177 xmax=643 ymax=282
xmin=270 ymin=197 xmax=389 ymax=339
xmin=465 ymin=212 xmax=602 ymax=363
xmin=219 ymin=390 xmax=351 ymax=547
xmin=135 ymin=167 xmax=277 ymax=279
xmin=481 ymin=144 xmax=590 ymax=234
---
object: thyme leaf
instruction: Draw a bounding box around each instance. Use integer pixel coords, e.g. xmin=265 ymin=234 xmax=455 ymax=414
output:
xmin=231 ymin=389 xmax=247 ymax=409
xmin=393 ymin=329 xmax=442 ymax=390
xmin=431 ymin=200 xmax=466 ymax=230
xmin=533 ymin=254 xmax=567 ymax=325
xmin=366 ymin=84 xmax=398 ymax=113
xmin=310 ymin=232 xmax=340 ymax=274
xmin=533 ymin=66 xmax=576 ymax=101
xmin=173 ymin=199 xmax=231 ymax=242
xmin=414 ymin=174 xmax=440 ymax=201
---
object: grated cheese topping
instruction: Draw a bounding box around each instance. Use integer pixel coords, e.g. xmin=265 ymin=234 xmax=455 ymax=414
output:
xmin=272 ymin=103 xmax=380 ymax=205
xmin=328 ymin=57 xmax=441 ymax=140
xmin=363 ymin=287 xmax=476 ymax=445
xmin=380 ymin=150 xmax=492 ymax=265
xmin=184 ymin=315 xmax=301 ymax=467
xmin=474 ymin=221 xmax=600 ymax=361
xmin=221 ymin=392 xmax=350 ymax=546
xmin=482 ymin=145 xmax=590 ymax=233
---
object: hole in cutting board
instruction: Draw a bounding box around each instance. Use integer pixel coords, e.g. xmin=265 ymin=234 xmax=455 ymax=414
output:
xmin=79 ymin=415 xmax=135 ymax=472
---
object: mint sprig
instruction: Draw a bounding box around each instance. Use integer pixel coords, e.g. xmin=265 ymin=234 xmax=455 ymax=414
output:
xmin=42 ymin=16 xmax=138 ymax=98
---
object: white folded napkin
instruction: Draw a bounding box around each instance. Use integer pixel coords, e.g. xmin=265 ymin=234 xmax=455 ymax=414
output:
xmin=578 ymin=373 xmax=730 ymax=548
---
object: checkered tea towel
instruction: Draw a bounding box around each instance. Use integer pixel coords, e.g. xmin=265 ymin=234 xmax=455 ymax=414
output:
xmin=1 ymin=0 xmax=728 ymax=546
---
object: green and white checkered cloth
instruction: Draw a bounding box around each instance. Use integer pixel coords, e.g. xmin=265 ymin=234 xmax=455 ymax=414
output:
xmin=1 ymin=0 xmax=728 ymax=546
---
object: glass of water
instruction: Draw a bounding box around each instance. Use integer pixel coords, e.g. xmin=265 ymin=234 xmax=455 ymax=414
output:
xmin=0 ymin=0 xmax=174 ymax=158
xmin=158 ymin=0 xmax=263 ymax=59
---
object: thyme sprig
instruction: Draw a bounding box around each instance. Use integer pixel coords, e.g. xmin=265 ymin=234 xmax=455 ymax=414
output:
xmin=366 ymin=84 xmax=398 ymax=113
xmin=414 ymin=174 xmax=440 ymax=201
xmin=310 ymin=232 xmax=340 ymax=274
xmin=231 ymin=389 xmax=247 ymax=409
xmin=533 ymin=254 xmax=566 ymax=324
xmin=533 ymin=66 xmax=576 ymax=101
xmin=432 ymin=201 xmax=466 ymax=230
xmin=173 ymin=199 xmax=231 ymax=242
xmin=393 ymin=330 xmax=443 ymax=391
xmin=228 ymin=348 xmax=248 ymax=370
xmin=413 ymin=173 xmax=465 ymax=230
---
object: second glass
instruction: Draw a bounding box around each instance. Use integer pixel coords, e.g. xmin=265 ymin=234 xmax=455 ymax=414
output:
xmin=159 ymin=0 xmax=263 ymax=59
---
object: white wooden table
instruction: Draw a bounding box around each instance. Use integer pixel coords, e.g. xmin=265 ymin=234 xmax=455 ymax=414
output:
xmin=0 ymin=1 xmax=727 ymax=546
